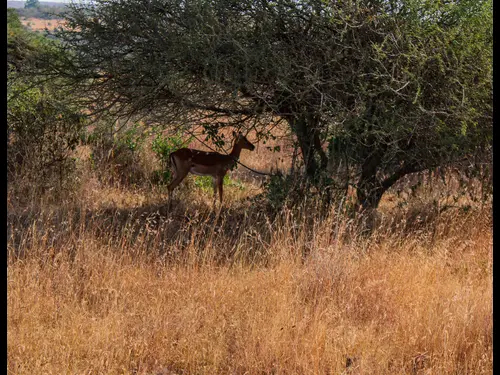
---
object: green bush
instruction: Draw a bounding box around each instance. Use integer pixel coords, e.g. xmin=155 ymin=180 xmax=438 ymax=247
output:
xmin=7 ymin=9 xmax=86 ymax=203
xmin=151 ymin=130 xmax=191 ymax=183
xmin=194 ymin=175 xmax=245 ymax=192
xmin=7 ymin=78 xmax=84 ymax=176
xmin=83 ymin=120 xmax=152 ymax=186
xmin=264 ymin=172 xmax=305 ymax=210
xmin=116 ymin=122 xmax=147 ymax=154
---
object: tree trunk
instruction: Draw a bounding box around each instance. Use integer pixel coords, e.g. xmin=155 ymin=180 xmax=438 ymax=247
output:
xmin=314 ymin=131 xmax=328 ymax=170
xmin=356 ymin=146 xmax=384 ymax=211
xmin=357 ymin=156 xmax=424 ymax=211
xmin=357 ymin=173 xmax=385 ymax=211
xmin=289 ymin=115 xmax=319 ymax=181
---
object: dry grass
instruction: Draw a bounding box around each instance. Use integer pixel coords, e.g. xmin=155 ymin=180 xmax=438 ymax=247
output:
xmin=7 ymin=135 xmax=492 ymax=374
xmin=7 ymin=206 xmax=492 ymax=374
xmin=21 ymin=17 xmax=64 ymax=31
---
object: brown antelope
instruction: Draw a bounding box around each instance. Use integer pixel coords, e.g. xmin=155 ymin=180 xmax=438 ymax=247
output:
xmin=167 ymin=131 xmax=255 ymax=208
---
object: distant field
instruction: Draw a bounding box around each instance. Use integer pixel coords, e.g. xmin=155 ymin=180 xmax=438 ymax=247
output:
xmin=21 ymin=17 xmax=64 ymax=31
xmin=7 ymin=1 xmax=67 ymax=8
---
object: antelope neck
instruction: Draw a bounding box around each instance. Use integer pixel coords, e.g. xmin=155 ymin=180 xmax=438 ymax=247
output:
xmin=229 ymin=142 xmax=243 ymax=160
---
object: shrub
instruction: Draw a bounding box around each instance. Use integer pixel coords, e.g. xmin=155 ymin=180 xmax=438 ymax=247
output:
xmin=7 ymin=78 xmax=85 ymax=201
xmin=264 ymin=172 xmax=306 ymax=210
xmin=83 ymin=120 xmax=151 ymax=186
xmin=151 ymin=130 xmax=191 ymax=183
xmin=7 ymin=8 xmax=85 ymax=205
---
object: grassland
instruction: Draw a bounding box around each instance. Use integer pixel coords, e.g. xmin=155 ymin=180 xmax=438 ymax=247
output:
xmin=7 ymin=133 xmax=492 ymax=374
xmin=20 ymin=17 xmax=64 ymax=31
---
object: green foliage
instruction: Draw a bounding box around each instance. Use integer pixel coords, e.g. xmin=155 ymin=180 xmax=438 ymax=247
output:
xmin=24 ymin=0 xmax=40 ymax=9
xmin=7 ymin=79 xmax=85 ymax=197
xmin=8 ymin=80 xmax=85 ymax=168
xmin=8 ymin=9 xmax=30 ymax=69
xmin=7 ymin=9 xmax=85 ymax=197
xmin=115 ymin=123 xmax=147 ymax=153
xmin=194 ymin=175 xmax=244 ymax=192
xmin=151 ymin=131 xmax=192 ymax=183
xmin=264 ymin=170 xmax=343 ymax=211
xmin=7 ymin=9 xmax=23 ymax=30
xmin=82 ymin=120 xmax=154 ymax=186
xmin=264 ymin=173 xmax=305 ymax=210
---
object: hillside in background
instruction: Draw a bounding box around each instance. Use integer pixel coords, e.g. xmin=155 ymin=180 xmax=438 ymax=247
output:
xmin=8 ymin=0 xmax=67 ymax=27
xmin=7 ymin=1 xmax=67 ymax=8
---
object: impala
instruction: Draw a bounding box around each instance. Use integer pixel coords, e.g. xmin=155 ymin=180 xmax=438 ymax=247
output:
xmin=167 ymin=131 xmax=255 ymax=208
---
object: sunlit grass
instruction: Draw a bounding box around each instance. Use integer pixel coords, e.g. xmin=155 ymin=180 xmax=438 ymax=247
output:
xmin=7 ymin=136 xmax=492 ymax=374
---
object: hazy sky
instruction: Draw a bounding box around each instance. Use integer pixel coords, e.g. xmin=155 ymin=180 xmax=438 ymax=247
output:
xmin=7 ymin=0 xmax=71 ymax=2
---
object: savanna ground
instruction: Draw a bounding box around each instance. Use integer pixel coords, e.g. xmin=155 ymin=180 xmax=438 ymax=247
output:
xmin=8 ymin=127 xmax=492 ymax=374
xmin=20 ymin=17 xmax=63 ymax=32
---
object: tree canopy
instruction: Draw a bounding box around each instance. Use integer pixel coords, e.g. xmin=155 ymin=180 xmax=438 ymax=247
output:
xmin=24 ymin=0 xmax=40 ymax=9
xmin=42 ymin=0 xmax=492 ymax=209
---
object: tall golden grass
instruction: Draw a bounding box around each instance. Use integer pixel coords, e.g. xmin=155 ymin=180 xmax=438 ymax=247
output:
xmin=8 ymin=136 xmax=492 ymax=374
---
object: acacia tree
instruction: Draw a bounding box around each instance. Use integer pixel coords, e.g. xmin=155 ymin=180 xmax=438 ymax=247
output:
xmin=43 ymin=0 xmax=492 ymax=210
xmin=24 ymin=0 xmax=40 ymax=9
